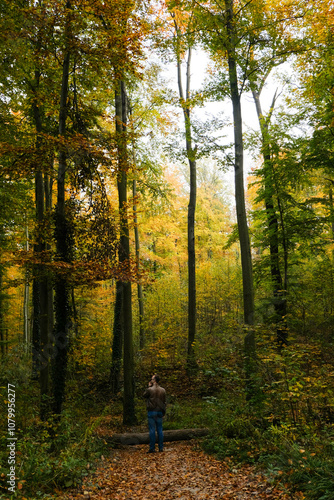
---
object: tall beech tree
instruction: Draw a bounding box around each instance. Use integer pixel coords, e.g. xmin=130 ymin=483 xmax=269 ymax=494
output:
xmin=192 ymin=0 xmax=256 ymax=391
xmin=189 ymin=0 xmax=308 ymax=384
xmin=120 ymin=66 xmax=177 ymax=352
xmin=170 ymin=6 xmax=198 ymax=372
xmin=115 ymin=80 xmax=136 ymax=425
xmin=52 ymin=0 xmax=73 ymax=416
xmin=30 ymin=3 xmax=55 ymax=417
xmin=251 ymin=86 xmax=287 ymax=346
xmin=133 ymin=178 xmax=145 ymax=349
xmin=129 ymin=101 xmax=145 ymax=350
xmin=246 ymin=0 xmax=309 ymax=347
xmin=192 ymin=0 xmax=256 ymax=327
xmin=99 ymin=0 xmax=147 ymax=423
xmin=219 ymin=0 xmax=257 ymax=398
xmin=223 ymin=0 xmax=254 ymax=327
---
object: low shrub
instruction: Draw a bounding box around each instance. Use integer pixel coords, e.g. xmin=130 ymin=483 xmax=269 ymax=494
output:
xmin=0 ymin=407 xmax=111 ymax=499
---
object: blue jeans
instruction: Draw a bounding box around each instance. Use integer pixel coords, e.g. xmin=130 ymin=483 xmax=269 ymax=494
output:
xmin=147 ymin=411 xmax=163 ymax=451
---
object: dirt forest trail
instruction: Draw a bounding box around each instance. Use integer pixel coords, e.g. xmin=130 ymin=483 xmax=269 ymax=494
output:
xmin=59 ymin=440 xmax=291 ymax=500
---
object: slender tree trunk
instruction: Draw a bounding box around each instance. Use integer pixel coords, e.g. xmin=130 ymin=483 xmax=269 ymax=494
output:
xmin=32 ymin=163 xmax=50 ymax=395
xmin=31 ymin=168 xmax=43 ymax=380
xmin=24 ymin=277 xmax=30 ymax=345
xmin=30 ymin=16 xmax=54 ymax=414
xmin=276 ymin=194 xmax=288 ymax=303
xmin=225 ymin=0 xmax=254 ymax=326
xmin=133 ymin=180 xmax=145 ymax=349
xmin=110 ymin=280 xmax=123 ymax=394
xmin=31 ymin=277 xmax=40 ymax=378
xmin=31 ymin=80 xmax=49 ymax=387
xmin=187 ymin=150 xmax=197 ymax=372
xmin=225 ymin=0 xmax=255 ymax=399
xmin=45 ymin=172 xmax=54 ymax=350
xmin=37 ymin=177 xmax=50 ymax=420
xmin=24 ymin=223 xmax=30 ymax=347
xmin=71 ymin=288 xmax=79 ymax=337
xmin=173 ymin=19 xmax=198 ymax=372
xmin=115 ymin=80 xmax=136 ymax=425
xmin=252 ymin=90 xmax=282 ymax=293
xmin=53 ymin=1 xmax=72 ymax=416
xmin=252 ymin=89 xmax=287 ymax=346
xmin=34 ymin=144 xmax=51 ymax=418
xmin=39 ymin=274 xmax=50 ymax=420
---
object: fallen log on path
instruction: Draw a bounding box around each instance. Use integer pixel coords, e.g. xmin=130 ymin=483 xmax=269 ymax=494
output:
xmin=111 ymin=428 xmax=209 ymax=446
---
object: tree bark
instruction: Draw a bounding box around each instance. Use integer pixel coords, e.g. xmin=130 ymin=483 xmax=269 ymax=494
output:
xmin=33 ymin=106 xmax=52 ymax=418
xmin=23 ymin=223 xmax=30 ymax=347
xmin=31 ymin=86 xmax=43 ymax=380
xmin=45 ymin=171 xmax=54 ymax=355
xmin=30 ymin=62 xmax=52 ymax=415
xmin=111 ymin=428 xmax=209 ymax=445
xmin=224 ymin=0 xmax=255 ymax=400
xmin=115 ymin=80 xmax=136 ymax=425
xmin=173 ymin=17 xmax=198 ymax=373
xmin=252 ymin=89 xmax=287 ymax=347
xmin=53 ymin=0 xmax=72 ymax=416
xmin=225 ymin=0 xmax=254 ymax=326
xmin=133 ymin=180 xmax=145 ymax=349
xmin=110 ymin=280 xmax=123 ymax=394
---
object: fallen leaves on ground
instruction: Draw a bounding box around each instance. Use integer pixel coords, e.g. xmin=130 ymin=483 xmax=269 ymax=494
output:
xmin=59 ymin=440 xmax=291 ymax=500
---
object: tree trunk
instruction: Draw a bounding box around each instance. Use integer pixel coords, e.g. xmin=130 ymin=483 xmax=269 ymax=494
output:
xmin=187 ymin=149 xmax=197 ymax=373
xmin=32 ymin=120 xmax=51 ymax=394
xmin=45 ymin=172 xmax=54 ymax=352
xmin=110 ymin=428 xmax=209 ymax=445
xmin=128 ymin=98 xmax=145 ymax=351
xmin=23 ymin=223 xmax=30 ymax=347
xmin=115 ymin=80 xmax=136 ymax=425
xmin=35 ymin=151 xmax=51 ymax=419
xmin=31 ymin=273 xmax=40 ymax=379
xmin=252 ymin=89 xmax=287 ymax=347
xmin=225 ymin=0 xmax=255 ymax=400
xmin=30 ymin=22 xmax=55 ymax=416
xmin=110 ymin=280 xmax=123 ymax=394
xmin=225 ymin=0 xmax=254 ymax=327
xmin=71 ymin=288 xmax=79 ymax=338
xmin=133 ymin=180 xmax=145 ymax=350
xmin=53 ymin=1 xmax=72 ymax=416
xmin=173 ymin=19 xmax=198 ymax=373
xmin=252 ymin=90 xmax=282 ymax=293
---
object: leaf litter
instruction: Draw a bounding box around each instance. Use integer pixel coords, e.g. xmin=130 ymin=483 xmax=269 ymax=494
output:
xmin=58 ymin=440 xmax=290 ymax=499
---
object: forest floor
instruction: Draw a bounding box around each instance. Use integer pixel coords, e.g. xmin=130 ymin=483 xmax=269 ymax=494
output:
xmin=58 ymin=439 xmax=293 ymax=500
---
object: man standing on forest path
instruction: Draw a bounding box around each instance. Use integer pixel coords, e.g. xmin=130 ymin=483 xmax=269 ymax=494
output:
xmin=143 ymin=374 xmax=166 ymax=453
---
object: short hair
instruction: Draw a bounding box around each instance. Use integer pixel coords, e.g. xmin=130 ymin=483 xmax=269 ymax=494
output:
xmin=153 ymin=374 xmax=160 ymax=383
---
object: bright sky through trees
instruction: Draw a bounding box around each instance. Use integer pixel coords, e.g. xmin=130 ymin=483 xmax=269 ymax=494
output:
xmin=163 ymin=46 xmax=285 ymax=192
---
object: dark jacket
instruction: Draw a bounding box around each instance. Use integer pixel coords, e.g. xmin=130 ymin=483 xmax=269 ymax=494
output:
xmin=143 ymin=384 xmax=166 ymax=414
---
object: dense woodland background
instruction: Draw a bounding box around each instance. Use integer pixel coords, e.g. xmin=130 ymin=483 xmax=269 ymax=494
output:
xmin=1 ymin=0 xmax=334 ymax=498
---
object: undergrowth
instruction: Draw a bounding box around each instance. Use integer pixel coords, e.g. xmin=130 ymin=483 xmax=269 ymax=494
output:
xmin=201 ymin=395 xmax=334 ymax=500
xmin=0 ymin=348 xmax=112 ymax=499
xmin=2 ymin=329 xmax=334 ymax=500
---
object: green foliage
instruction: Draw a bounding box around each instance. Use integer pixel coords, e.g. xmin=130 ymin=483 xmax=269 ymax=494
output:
xmin=6 ymin=415 xmax=109 ymax=497
xmin=256 ymin=426 xmax=334 ymax=500
xmin=0 ymin=344 xmax=111 ymax=498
